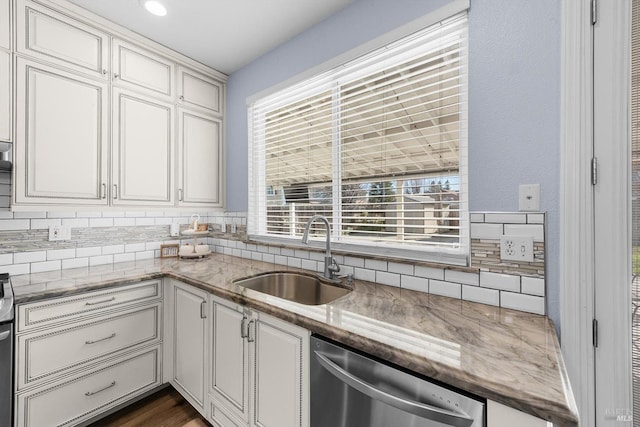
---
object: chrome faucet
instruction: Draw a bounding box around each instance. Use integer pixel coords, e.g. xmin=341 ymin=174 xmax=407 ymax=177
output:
xmin=301 ymin=215 xmax=340 ymax=280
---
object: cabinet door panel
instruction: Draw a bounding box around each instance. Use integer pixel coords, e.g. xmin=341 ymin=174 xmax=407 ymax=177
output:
xmin=0 ymin=0 xmax=10 ymax=50
xmin=211 ymin=300 xmax=249 ymax=422
xmin=15 ymin=58 xmax=108 ymax=205
xmin=16 ymin=0 xmax=109 ymax=79
xmin=17 ymin=304 xmax=161 ymax=390
xmin=254 ymin=315 xmax=308 ymax=427
xmin=112 ymin=88 xmax=174 ymax=205
xmin=113 ymin=39 xmax=174 ymax=99
xmin=178 ymin=67 xmax=222 ymax=114
xmin=178 ymin=109 xmax=222 ymax=206
xmin=16 ymin=346 xmax=161 ymax=427
xmin=172 ymin=282 xmax=206 ymax=411
xmin=0 ymin=50 xmax=10 ymax=143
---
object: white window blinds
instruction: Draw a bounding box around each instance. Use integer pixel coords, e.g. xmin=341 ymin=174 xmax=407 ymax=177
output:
xmin=249 ymin=13 xmax=469 ymax=264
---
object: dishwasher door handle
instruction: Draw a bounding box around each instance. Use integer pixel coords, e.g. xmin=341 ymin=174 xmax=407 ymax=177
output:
xmin=314 ymin=351 xmax=474 ymax=427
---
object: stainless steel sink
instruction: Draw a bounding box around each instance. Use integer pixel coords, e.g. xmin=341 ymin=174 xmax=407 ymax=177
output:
xmin=233 ymin=272 xmax=351 ymax=305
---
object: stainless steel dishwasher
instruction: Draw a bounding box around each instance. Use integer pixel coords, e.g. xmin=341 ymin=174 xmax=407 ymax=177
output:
xmin=311 ymin=335 xmax=485 ymax=427
xmin=0 ymin=273 xmax=14 ymax=427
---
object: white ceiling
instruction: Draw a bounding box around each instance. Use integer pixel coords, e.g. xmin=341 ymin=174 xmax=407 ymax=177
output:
xmin=66 ymin=0 xmax=354 ymax=75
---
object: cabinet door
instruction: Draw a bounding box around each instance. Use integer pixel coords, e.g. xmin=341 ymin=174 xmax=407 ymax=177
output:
xmin=112 ymin=39 xmax=174 ymax=100
xmin=0 ymin=0 xmax=10 ymax=50
xmin=112 ymin=88 xmax=174 ymax=206
xmin=15 ymin=58 xmax=108 ymax=205
xmin=16 ymin=0 xmax=109 ymax=79
xmin=178 ymin=108 xmax=223 ymax=207
xmin=253 ymin=313 xmax=309 ymax=427
xmin=487 ymin=400 xmax=551 ymax=427
xmin=172 ymin=281 xmax=208 ymax=415
xmin=210 ymin=297 xmax=250 ymax=423
xmin=178 ymin=67 xmax=222 ymax=114
xmin=0 ymin=50 xmax=10 ymax=143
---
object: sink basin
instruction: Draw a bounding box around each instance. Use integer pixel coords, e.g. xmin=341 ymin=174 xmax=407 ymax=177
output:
xmin=233 ymin=272 xmax=351 ymax=305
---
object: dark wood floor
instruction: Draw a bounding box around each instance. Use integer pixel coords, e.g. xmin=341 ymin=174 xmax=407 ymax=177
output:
xmin=88 ymin=387 xmax=210 ymax=427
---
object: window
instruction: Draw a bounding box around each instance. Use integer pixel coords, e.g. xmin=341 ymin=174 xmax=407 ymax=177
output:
xmin=248 ymin=13 xmax=468 ymax=265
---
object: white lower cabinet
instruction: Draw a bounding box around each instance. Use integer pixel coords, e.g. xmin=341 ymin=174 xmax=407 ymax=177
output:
xmin=487 ymin=400 xmax=551 ymax=427
xmin=16 ymin=346 xmax=161 ymax=427
xmin=168 ymin=280 xmax=208 ymax=416
xmin=14 ymin=281 xmax=164 ymax=427
xmin=208 ymin=295 xmax=309 ymax=427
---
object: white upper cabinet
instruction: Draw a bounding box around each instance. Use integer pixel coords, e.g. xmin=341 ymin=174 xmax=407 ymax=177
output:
xmin=16 ymin=0 xmax=109 ymax=79
xmin=15 ymin=57 xmax=108 ymax=205
xmin=112 ymin=88 xmax=174 ymax=206
xmin=0 ymin=0 xmax=10 ymax=50
xmin=178 ymin=108 xmax=223 ymax=207
xmin=178 ymin=67 xmax=222 ymax=114
xmin=0 ymin=51 xmax=10 ymax=143
xmin=112 ymin=39 xmax=174 ymax=100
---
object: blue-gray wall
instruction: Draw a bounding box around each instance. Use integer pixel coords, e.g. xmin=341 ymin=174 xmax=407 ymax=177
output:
xmin=225 ymin=0 xmax=561 ymax=332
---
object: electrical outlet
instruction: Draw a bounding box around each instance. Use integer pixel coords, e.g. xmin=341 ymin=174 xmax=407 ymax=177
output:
xmin=230 ymin=221 xmax=237 ymax=233
xmin=49 ymin=225 xmax=71 ymax=241
xmin=500 ymin=235 xmax=534 ymax=262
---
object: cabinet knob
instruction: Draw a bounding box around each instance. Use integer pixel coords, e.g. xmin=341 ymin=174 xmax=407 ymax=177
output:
xmin=114 ymin=73 xmax=119 ymax=79
xmin=102 ymin=69 xmax=107 ymax=75
xmin=179 ymin=95 xmax=184 ymax=101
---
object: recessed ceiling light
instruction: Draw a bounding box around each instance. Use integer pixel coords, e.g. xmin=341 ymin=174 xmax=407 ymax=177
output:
xmin=140 ymin=0 xmax=167 ymax=17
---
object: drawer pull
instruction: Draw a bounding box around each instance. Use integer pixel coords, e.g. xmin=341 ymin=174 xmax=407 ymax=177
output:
xmin=85 ymin=297 xmax=116 ymax=306
xmin=85 ymin=381 xmax=116 ymax=396
xmin=85 ymin=333 xmax=116 ymax=345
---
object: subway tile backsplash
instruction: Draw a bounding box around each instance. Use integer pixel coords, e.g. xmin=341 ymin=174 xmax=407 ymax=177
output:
xmin=0 ymin=210 xmax=546 ymax=315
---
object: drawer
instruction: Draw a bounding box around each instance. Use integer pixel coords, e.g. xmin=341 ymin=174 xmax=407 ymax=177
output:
xmin=112 ymin=38 xmax=174 ymax=99
xmin=178 ymin=66 xmax=222 ymax=114
xmin=15 ymin=0 xmax=109 ymax=79
xmin=17 ymin=303 xmax=161 ymax=391
xmin=17 ymin=280 xmax=162 ymax=332
xmin=209 ymin=395 xmax=248 ymax=427
xmin=15 ymin=345 xmax=161 ymax=427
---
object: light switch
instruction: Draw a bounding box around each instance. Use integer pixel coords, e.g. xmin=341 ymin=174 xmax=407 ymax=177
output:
xmin=519 ymin=184 xmax=540 ymax=212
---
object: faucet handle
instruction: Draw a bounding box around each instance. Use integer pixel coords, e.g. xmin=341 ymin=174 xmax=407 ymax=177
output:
xmin=328 ymin=257 xmax=341 ymax=279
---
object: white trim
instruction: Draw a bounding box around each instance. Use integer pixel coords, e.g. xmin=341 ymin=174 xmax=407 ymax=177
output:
xmin=593 ymin=0 xmax=632 ymax=422
xmin=245 ymin=0 xmax=470 ymax=106
xmin=560 ymin=0 xmax=595 ymax=426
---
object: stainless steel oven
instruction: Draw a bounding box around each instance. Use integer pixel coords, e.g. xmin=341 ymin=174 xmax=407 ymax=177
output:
xmin=311 ymin=335 xmax=484 ymax=427
xmin=0 ymin=273 xmax=14 ymax=427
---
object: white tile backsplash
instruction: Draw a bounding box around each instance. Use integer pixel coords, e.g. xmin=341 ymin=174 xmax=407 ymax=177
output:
xmin=480 ymin=271 xmax=520 ymax=292
xmin=0 ymin=210 xmax=546 ymax=317
xmin=46 ymin=248 xmax=76 ymax=261
xmin=401 ymin=275 xmax=428 ymax=292
xmin=414 ymin=265 xmax=445 ymax=280
xmin=429 ymin=280 xmax=462 ymax=299
xmin=500 ymin=292 xmax=545 ymax=315
xmin=503 ymin=224 xmax=544 ymax=242
xmin=14 ymin=251 xmax=46 ymax=264
xmin=376 ymin=271 xmax=400 ymax=287
xmin=444 ymin=270 xmax=479 ymax=286
xmin=521 ymin=276 xmax=545 ymax=296
xmin=462 ymin=285 xmax=499 ymax=306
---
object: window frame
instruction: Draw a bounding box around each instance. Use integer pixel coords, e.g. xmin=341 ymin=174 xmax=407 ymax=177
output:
xmin=247 ymin=5 xmax=470 ymax=266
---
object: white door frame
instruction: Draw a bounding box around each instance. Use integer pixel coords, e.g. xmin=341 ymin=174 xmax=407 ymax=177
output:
xmin=593 ymin=0 xmax=632 ymax=423
xmin=561 ymin=1 xmax=632 ymax=425
xmin=560 ymin=0 xmax=596 ymax=425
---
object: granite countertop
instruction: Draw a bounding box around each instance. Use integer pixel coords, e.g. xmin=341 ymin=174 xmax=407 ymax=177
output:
xmin=11 ymin=254 xmax=579 ymax=426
